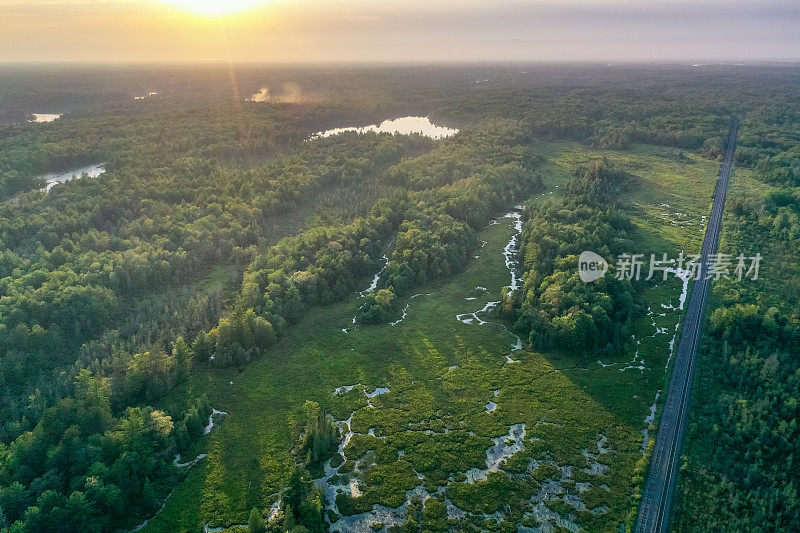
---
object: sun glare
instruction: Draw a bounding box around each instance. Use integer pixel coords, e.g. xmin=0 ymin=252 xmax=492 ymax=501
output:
xmin=159 ymin=0 xmax=268 ymax=16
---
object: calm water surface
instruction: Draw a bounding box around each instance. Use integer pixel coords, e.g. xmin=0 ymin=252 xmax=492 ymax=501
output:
xmin=40 ymin=163 xmax=106 ymax=192
xmin=31 ymin=113 xmax=61 ymax=123
xmin=312 ymin=116 xmax=458 ymax=140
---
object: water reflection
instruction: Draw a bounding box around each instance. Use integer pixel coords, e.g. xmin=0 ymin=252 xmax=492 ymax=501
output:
xmin=312 ymin=116 xmax=458 ymax=140
xmin=134 ymin=92 xmax=158 ymax=101
xmin=40 ymin=163 xmax=106 ymax=192
xmin=31 ymin=113 xmax=61 ymax=123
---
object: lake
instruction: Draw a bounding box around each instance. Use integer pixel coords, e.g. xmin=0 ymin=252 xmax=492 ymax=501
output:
xmin=31 ymin=113 xmax=61 ymax=123
xmin=39 ymin=163 xmax=106 ymax=192
xmin=312 ymin=116 xmax=458 ymax=140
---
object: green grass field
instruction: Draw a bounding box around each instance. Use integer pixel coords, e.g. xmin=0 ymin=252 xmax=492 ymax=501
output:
xmin=142 ymin=141 xmax=720 ymax=532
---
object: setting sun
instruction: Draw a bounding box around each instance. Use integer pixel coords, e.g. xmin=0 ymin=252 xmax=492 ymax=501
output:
xmin=158 ymin=0 xmax=269 ymax=16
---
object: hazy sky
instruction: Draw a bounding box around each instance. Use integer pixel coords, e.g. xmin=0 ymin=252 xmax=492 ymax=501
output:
xmin=2 ymin=0 xmax=799 ymax=63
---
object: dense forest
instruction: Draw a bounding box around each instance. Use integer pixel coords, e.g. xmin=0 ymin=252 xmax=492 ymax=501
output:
xmin=0 ymin=64 xmax=797 ymax=531
xmin=676 ymin=306 xmax=800 ymax=530
xmin=675 ymin=94 xmax=800 ymax=531
xmin=0 ymin=75 xmax=546 ymax=531
xmin=509 ymin=159 xmax=640 ymax=362
xmin=0 ymin=131 xmax=432 ymax=418
xmin=0 ymin=118 xmax=440 ymax=530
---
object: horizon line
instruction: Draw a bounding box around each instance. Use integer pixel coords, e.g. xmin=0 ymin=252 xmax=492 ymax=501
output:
xmin=2 ymin=59 xmax=800 ymax=67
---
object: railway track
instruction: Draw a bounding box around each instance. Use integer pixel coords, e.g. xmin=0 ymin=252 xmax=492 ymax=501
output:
xmin=635 ymin=118 xmax=740 ymax=533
